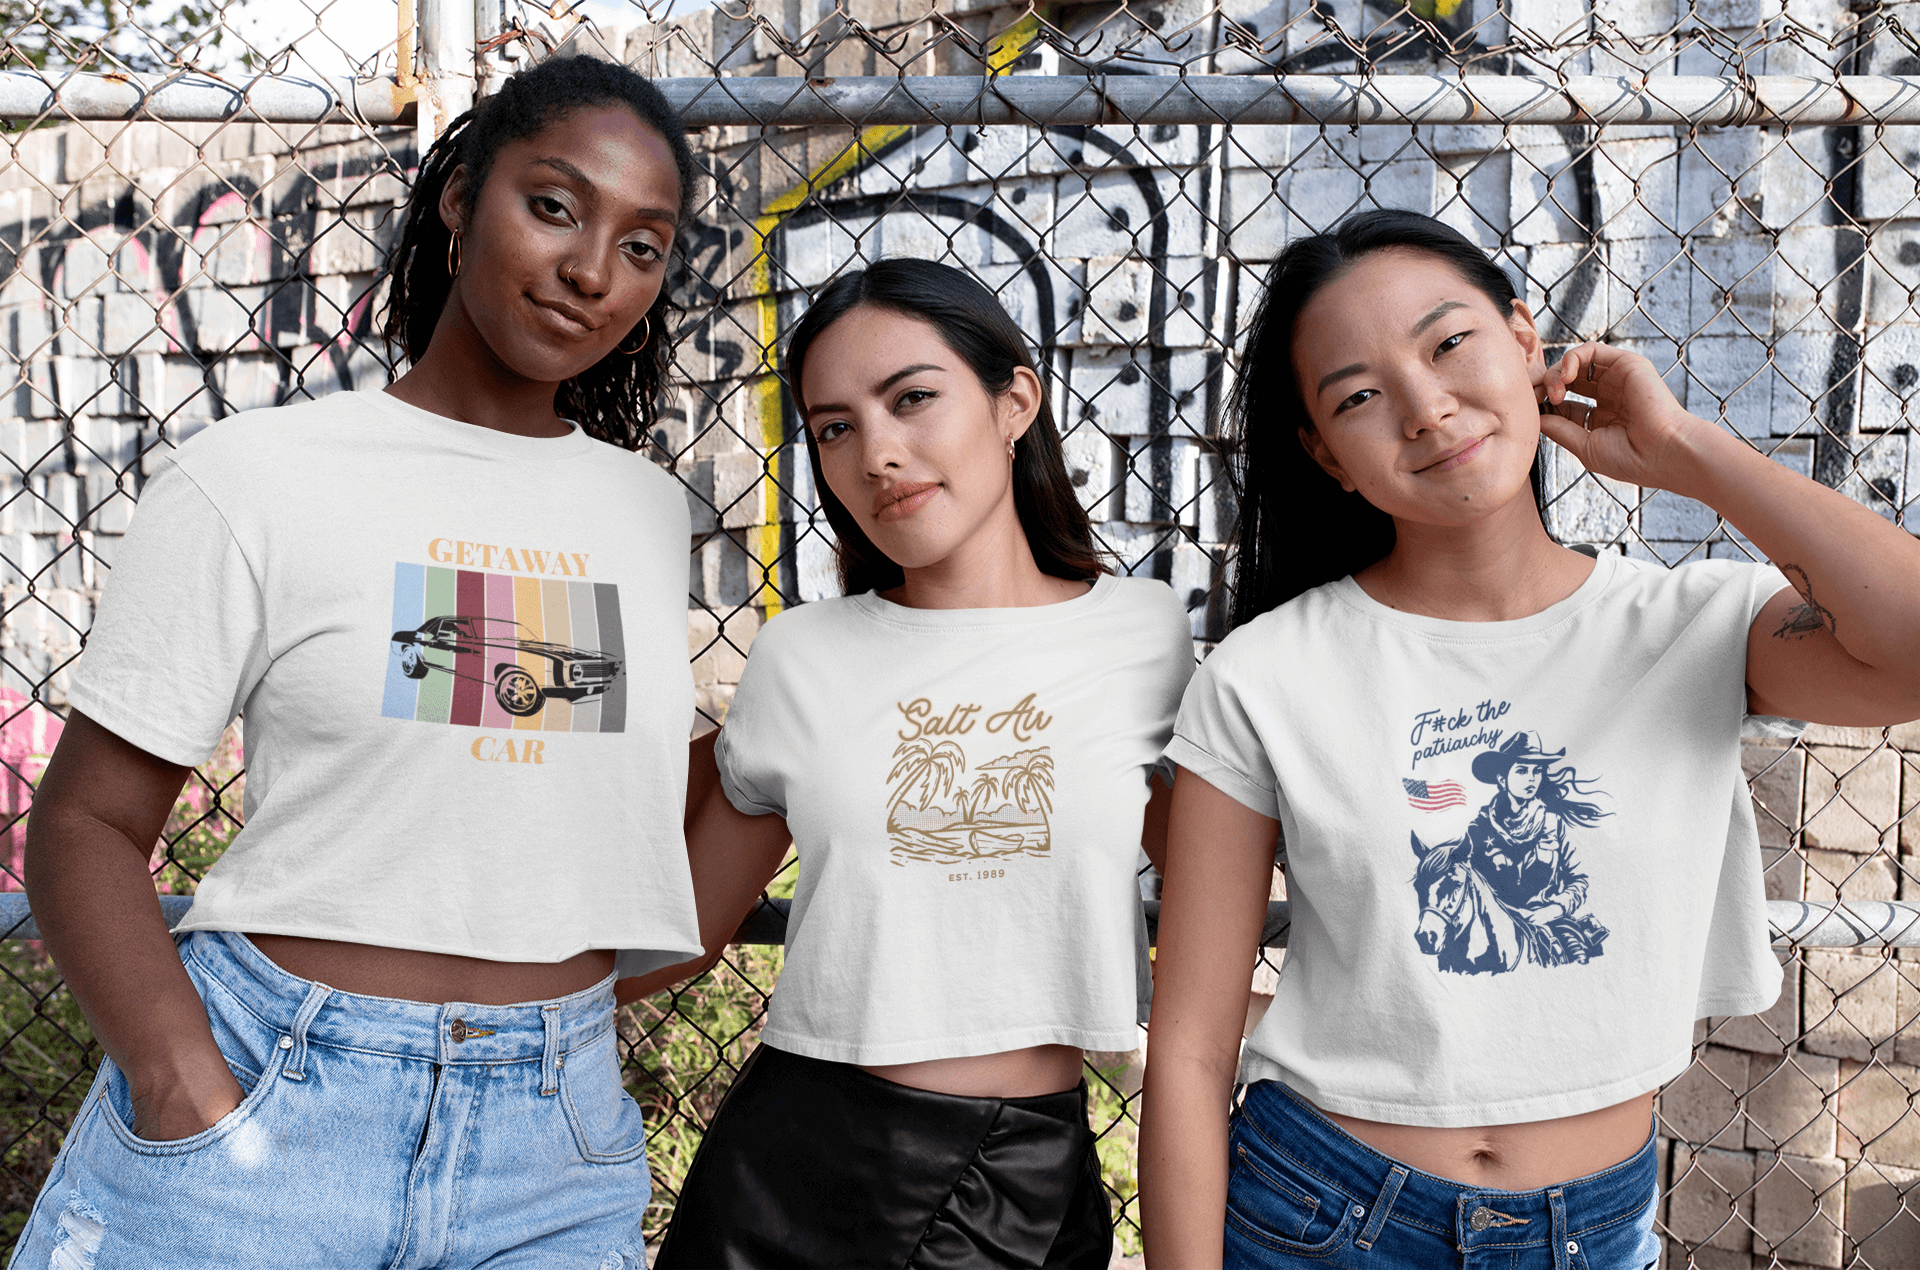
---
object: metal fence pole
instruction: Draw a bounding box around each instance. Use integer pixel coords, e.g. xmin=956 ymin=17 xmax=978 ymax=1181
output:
xmin=416 ymin=0 xmax=475 ymax=149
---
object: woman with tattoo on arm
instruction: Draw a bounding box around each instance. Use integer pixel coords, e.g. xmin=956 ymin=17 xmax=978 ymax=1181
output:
xmin=1139 ymin=209 xmax=1920 ymax=1270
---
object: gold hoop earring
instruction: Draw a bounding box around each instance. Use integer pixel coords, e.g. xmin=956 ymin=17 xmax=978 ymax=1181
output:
xmin=618 ymin=316 xmax=651 ymax=356
xmin=446 ymin=233 xmax=462 ymax=278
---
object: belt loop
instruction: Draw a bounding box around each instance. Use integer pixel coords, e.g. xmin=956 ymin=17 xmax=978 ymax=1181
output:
xmin=281 ymin=981 xmax=332 ymax=1082
xmin=1548 ymin=1187 xmax=1571 ymax=1270
xmin=540 ymin=1003 xmax=562 ymax=1097
xmin=1354 ymin=1164 xmax=1407 ymax=1250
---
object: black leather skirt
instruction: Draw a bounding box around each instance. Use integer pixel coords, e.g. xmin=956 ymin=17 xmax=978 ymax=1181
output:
xmin=653 ymin=1043 xmax=1113 ymax=1270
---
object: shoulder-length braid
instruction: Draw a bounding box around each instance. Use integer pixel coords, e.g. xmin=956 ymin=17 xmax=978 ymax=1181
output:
xmin=784 ymin=259 xmax=1107 ymax=596
xmin=381 ymin=55 xmax=699 ymax=452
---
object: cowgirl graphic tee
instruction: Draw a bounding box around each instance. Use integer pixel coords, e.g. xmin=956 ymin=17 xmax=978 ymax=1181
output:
xmin=715 ymin=575 xmax=1193 ymax=1064
xmin=1167 ymin=552 xmax=1789 ymax=1127
xmin=68 ymin=391 xmax=703 ymax=975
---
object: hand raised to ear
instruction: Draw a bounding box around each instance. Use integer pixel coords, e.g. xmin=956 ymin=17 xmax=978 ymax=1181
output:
xmin=1535 ymin=342 xmax=1713 ymax=493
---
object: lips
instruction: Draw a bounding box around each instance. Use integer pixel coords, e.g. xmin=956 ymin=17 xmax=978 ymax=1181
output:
xmin=528 ymin=294 xmax=598 ymax=335
xmin=1418 ymin=435 xmax=1488 ymax=473
xmin=873 ymin=481 xmax=939 ymax=521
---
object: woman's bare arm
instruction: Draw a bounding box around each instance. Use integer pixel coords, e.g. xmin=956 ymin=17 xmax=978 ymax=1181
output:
xmin=1139 ymin=769 xmax=1279 ymax=1269
xmin=615 ymin=729 xmax=793 ymax=1004
xmin=1140 ymin=770 xmax=1172 ymax=875
xmin=1540 ymin=343 xmax=1920 ymax=725
xmin=25 ymin=711 xmax=243 ymax=1140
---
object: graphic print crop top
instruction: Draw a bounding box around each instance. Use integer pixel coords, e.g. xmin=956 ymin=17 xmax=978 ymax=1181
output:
xmin=715 ymin=575 xmax=1194 ymax=1065
xmin=1166 ymin=553 xmax=1789 ymax=1127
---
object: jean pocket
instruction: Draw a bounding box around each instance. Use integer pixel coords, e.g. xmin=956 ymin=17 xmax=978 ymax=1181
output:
xmin=1225 ymin=1121 xmax=1361 ymax=1257
xmin=559 ymin=1025 xmax=649 ymax=1165
xmin=97 ymin=1035 xmax=289 ymax=1158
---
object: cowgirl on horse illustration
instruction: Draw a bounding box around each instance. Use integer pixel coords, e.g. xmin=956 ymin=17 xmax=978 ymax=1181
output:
xmin=1411 ymin=731 xmax=1610 ymax=975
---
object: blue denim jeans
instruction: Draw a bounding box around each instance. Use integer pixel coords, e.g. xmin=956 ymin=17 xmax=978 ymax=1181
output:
xmin=9 ymin=931 xmax=651 ymax=1269
xmin=1225 ymin=1081 xmax=1660 ymax=1270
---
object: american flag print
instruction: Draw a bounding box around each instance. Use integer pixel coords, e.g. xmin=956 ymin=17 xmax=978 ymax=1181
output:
xmin=1404 ymin=778 xmax=1467 ymax=811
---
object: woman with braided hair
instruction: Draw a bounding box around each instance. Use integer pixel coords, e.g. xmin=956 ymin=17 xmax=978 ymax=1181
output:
xmin=11 ymin=55 xmax=699 ymax=1267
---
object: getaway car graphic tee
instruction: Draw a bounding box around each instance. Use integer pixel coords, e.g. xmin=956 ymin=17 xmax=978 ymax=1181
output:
xmin=715 ymin=575 xmax=1194 ymax=1064
xmin=1166 ymin=552 xmax=1790 ymax=1127
xmin=69 ymin=391 xmax=702 ymax=974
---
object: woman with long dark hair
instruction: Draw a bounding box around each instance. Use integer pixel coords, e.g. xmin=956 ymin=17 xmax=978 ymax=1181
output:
xmin=631 ymin=258 xmax=1193 ymax=1268
xmin=1139 ymin=209 xmax=1920 ymax=1268
xmin=12 ymin=56 xmax=701 ymax=1266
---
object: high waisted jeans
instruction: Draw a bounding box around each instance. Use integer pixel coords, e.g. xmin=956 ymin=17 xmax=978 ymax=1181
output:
xmin=1225 ymin=1081 xmax=1660 ymax=1270
xmin=10 ymin=930 xmax=652 ymax=1270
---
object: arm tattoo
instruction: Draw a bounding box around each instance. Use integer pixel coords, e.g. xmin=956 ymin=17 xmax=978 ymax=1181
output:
xmin=1772 ymin=563 xmax=1837 ymax=640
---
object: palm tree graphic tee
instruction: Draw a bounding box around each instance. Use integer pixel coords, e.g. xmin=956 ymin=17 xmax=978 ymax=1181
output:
xmin=1166 ymin=552 xmax=1793 ymax=1128
xmin=715 ymin=574 xmax=1193 ymax=1065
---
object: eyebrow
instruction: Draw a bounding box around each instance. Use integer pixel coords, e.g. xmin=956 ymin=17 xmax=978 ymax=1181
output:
xmin=531 ymin=156 xmax=680 ymax=224
xmin=1411 ymin=299 xmax=1469 ymax=336
xmin=805 ymin=363 xmax=947 ymax=420
xmin=1313 ymin=300 xmax=1474 ymax=397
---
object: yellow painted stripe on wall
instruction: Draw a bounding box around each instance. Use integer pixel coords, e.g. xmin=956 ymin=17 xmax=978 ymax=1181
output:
xmin=744 ymin=11 xmax=1046 ymax=617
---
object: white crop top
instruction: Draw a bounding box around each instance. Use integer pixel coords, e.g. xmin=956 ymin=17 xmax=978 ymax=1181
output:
xmin=69 ymin=391 xmax=703 ymax=975
xmin=715 ymin=574 xmax=1194 ymax=1064
xmin=1166 ymin=552 xmax=1789 ymax=1127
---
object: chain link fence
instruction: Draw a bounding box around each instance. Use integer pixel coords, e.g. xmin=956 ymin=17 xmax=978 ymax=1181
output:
xmin=0 ymin=0 xmax=1915 ymax=1264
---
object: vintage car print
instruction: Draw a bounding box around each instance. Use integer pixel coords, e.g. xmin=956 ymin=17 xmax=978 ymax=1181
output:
xmin=391 ymin=614 xmax=624 ymax=717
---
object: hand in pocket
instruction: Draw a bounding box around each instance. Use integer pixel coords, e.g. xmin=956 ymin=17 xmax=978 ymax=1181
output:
xmin=129 ymin=1058 xmax=246 ymax=1142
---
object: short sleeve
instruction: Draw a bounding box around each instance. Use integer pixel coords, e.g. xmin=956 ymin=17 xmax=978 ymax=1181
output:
xmin=1164 ymin=648 xmax=1283 ymax=820
xmin=67 ymin=460 xmax=270 ymax=766
xmin=710 ymin=628 xmax=793 ymax=818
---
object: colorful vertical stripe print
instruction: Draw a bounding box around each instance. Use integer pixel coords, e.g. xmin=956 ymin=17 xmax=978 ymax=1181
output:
xmin=382 ymin=563 xmax=627 ymax=733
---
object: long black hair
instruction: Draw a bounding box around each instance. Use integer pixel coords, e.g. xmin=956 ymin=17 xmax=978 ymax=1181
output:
xmin=1225 ymin=209 xmax=1540 ymax=628
xmin=784 ymin=259 xmax=1107 ymax=596
xmin=381 ymin=55 xmax=698 ymax=451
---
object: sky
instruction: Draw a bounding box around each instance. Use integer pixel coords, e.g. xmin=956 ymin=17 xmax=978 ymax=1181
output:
xmin=194 ymin=0 xmax=702 ymax=80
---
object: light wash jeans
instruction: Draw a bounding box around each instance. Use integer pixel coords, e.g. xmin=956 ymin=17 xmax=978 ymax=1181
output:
xmin=1225 ymin=1080 xmax=1661 ymax=1270
xmin=10 ymin=930 xmax=651 ymax=1269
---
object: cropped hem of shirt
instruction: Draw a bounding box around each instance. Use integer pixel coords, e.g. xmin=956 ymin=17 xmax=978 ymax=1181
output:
xmin=1238 ymin=1049 xmax=1693 ymax=1128
xmin=1173 ymin=553 xmax=1787 ymax=1128
xmin=715 ymin=574 xmax=1193 ymax=1065
xmin=761 ymin=1024 xmax=1142 ymax=1066
xmin=67 ymin=392 xmax=703 ymax=971
xmin=1697 ymin=982 xmax=1786 ymax=1021
xmin=159 ymin=914 xmax=700 ymax=976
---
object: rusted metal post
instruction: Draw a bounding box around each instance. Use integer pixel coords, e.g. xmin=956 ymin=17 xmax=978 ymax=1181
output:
xmin=415 ymin=0 xmax=475 ymax=152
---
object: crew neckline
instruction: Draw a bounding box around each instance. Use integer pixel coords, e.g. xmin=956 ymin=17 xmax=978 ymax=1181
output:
xmin=1327 ymin=550 xmax=1620 ymax=639
xmin=850 ymin=571 xmax=1118 ymax=628
xmin=360 ymin=389 xmax=594 ymax=460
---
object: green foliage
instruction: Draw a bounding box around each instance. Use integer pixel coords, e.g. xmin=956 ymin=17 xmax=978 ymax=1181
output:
xmin=150 ymin=726 xmax=245 ymax=896
xmin=0 ymin=943 xmax=93 ymax=1248
xmin=0 ymin=0 xmax=237 ymax=74
xmin=1088 ymin=1055 xmax=1144 ymax=1255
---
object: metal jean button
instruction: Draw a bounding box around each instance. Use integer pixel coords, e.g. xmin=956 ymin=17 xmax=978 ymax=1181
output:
xmin=1469 ymin=1206 xmax=1493 ymax=1232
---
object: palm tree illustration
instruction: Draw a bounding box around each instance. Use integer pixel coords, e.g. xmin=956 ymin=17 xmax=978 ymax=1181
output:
xmin=953 ymin=772 xmax=1000 ymax=825
xmin=992 ymin=749 xmax=1055 ymax=820
xmin=886 ymin=738 xmax=966 ymax=833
